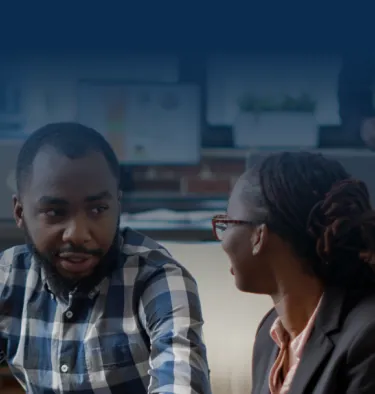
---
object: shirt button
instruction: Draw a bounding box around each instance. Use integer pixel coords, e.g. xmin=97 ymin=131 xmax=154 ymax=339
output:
xmin=88 ymin=291 xmax=96 ymax=299
xmin=65 ymin=311 xmax=73 ymax=319
xmin=60 ymin=364 xmax=69 ymax=373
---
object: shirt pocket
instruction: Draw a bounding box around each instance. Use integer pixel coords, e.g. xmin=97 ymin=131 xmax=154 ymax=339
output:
xmin=85 ymin=343 xmax=135 ymax=372
xmin=84 ymin=334 xmax=149 ymax=374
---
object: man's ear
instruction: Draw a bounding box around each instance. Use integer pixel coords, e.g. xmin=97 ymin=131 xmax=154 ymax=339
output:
xmin=12 ymin=194 xmax=24 ymax=229
xmin=251 ymin=224 xmax=268 ymax=255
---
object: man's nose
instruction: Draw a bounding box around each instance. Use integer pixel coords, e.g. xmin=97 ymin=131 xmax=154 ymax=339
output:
xmin=62 ymin=216 xmax=92 ymax=245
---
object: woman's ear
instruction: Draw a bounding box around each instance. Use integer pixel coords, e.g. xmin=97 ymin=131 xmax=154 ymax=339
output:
xmin=251 ymin=224 xmax=268 ymax=255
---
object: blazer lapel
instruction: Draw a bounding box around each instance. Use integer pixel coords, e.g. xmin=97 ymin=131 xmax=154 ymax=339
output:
xmin=288 ymin=328 xmax=333 ymax=394
xmin=259 ymin=345 xmax=279 ymax=394
xmin=288 ymin=287 xmax=345 ymax=394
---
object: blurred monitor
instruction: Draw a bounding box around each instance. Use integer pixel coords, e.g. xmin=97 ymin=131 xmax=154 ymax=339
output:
xmin=77 ymin=82 xmax=201 ymax=165
xmin=247 ymin=148 xmax=375 ymax=207
xmin=0 ymin=141 xmax=22 ymax=220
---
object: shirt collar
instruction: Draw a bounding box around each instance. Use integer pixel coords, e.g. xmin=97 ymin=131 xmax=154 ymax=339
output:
xmin=270 ymin=295 xmax=324 ymax=351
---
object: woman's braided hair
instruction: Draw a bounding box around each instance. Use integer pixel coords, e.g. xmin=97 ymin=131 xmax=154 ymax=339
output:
xmin=256 ymin=151 xmax=375 ymax=287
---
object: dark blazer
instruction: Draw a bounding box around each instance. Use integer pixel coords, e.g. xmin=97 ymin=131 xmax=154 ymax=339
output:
xmin=252 ymin=286 xmax=375 ymax=394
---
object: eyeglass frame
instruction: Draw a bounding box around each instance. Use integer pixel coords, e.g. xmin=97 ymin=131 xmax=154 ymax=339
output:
xmin=211 ymin=214 xmax=255 ymax=241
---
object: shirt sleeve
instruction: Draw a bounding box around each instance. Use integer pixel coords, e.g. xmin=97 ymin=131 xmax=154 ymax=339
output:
xmin=139 ymin=258 xmax=211 ymax=394
xmin=0 ymin=249 xmax=12 ymax=297
xmin=0 ymin=248 xmax=15 ymax=361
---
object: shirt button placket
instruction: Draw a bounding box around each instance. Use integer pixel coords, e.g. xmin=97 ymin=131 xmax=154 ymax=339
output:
xmin=65 ymin=310 xmax=74 ymax=319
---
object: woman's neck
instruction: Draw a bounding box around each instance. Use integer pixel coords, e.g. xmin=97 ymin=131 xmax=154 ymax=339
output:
xmin=272 ymin=273 xmax=324 ymax=340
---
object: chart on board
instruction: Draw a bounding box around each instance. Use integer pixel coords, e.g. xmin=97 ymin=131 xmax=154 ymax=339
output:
xmin=77 ymin=82 xmax=201 ymax=165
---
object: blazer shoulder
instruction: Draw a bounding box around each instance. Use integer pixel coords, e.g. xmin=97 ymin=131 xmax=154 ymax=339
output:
xmin=343 ymin=291 xmax=375 ymax=331
xmin=252 ymin=307 xmax=278 ymax=392
xmin=256 ymin=307 xmax=277 ymax=336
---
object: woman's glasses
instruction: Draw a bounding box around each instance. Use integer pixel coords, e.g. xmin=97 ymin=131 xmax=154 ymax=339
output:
xmin=211 ymin=214 xmax=254 ymax=241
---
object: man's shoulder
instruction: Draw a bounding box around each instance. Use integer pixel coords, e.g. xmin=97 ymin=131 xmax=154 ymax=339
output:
xmin=0 ymin=244 xmax=31 ymax=270
xmin=119 ymin=227 xmax=194 ymax=280
xmin=121 ymin=227 xmax=171 ymax=256
xmin=0 ymin=245 xmax=32 ymax=292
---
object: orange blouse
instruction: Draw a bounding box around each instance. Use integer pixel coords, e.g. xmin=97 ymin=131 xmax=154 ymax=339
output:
xmin=268 ymin=296 xmax=323 ymax=394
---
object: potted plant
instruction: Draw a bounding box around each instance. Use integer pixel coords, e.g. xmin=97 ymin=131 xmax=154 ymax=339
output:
xmin=233 ymin=92 xmax=319 ymax=149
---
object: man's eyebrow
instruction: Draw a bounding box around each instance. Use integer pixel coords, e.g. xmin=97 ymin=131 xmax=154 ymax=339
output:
xmin=37 ymin=191 xmax=113 ymax=205
xmin=84 ymin=191 xmax=113 ymax=202
xmin=37 ymin=196 xmax=69 ymax=205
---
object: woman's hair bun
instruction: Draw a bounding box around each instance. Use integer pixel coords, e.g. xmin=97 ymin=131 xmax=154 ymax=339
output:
xmin=307 ymin=179 xmax=375 ymax=264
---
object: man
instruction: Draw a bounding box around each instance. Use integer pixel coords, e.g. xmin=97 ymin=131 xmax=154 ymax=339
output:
xmin=0 ymin=122 xmax=211 ymax=393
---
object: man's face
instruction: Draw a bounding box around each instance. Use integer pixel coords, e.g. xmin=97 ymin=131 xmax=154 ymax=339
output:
xmin=13 ymin=147 xmax=120 ymax=282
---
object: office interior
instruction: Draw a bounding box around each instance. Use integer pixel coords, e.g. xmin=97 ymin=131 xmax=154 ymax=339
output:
xmin=1 ymin=53 xmax=375 ymax=393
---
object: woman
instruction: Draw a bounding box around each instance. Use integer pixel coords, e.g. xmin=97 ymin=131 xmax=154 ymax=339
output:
xmin=212 ymin=151 xmax=375 ymax=394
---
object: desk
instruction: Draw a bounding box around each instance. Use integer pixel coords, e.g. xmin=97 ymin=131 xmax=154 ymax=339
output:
xmin=0 ymin=364 xmax=22 ymax=393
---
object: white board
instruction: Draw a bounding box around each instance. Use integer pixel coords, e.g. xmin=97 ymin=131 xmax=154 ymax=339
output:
xmin=77 ymin=83 xmax=201 ymax=165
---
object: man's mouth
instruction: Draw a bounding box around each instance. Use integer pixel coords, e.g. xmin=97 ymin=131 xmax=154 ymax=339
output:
xmin=57 ymin=252 xmax=99 ymax=274
xmin=58 ymin=252 xmax=93 ymax=262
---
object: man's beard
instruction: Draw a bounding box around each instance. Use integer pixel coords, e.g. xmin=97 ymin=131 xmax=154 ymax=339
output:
xmin=24 ymin=221 xmax=122 ymax=298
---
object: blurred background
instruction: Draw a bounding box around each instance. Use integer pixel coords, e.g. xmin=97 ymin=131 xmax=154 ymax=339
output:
xmin=0 ymin=52 xmax=375 ymax=244
xmin=2 ymin=50 xmax=375 ymax=392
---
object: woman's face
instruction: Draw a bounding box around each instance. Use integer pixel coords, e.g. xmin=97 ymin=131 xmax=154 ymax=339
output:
xmin=221 ymin=178 xmax=276 ymax=294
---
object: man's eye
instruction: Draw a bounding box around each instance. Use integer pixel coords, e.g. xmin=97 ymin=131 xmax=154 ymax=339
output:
xmin=43 ymin=209 xmax=65 ymax=217
xmin=91 ymin=206 xmax=108 ymax=215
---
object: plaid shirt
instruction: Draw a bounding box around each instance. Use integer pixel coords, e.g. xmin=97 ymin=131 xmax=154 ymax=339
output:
xmin=0 ymin=227 xmax=211 ymax=393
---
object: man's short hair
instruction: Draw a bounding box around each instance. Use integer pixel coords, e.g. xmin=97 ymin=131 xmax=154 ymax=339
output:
xmin=16 ymin=122 xmax=121 ymax=195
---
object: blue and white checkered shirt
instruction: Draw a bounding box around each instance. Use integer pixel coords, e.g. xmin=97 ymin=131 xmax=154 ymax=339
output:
xmin=0 ymin=227 xmax=211 ymax=393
